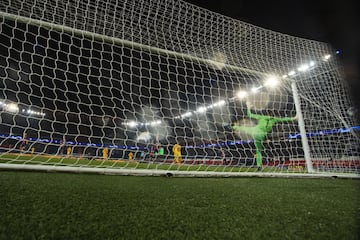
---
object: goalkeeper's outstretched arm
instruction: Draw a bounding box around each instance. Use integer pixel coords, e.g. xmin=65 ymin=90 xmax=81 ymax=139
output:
xmin=247 ymin=106 xmax=297 ymax=123
xmin=271 ymin=114 xmax=298 ymax=123
xmin=247 ymin=108 xmax=272 ymax=120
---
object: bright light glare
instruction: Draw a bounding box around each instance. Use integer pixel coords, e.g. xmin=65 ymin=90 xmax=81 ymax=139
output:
xmin=196 ymin=106 xmax=207 ymax=113
xmin=297 ymin=61 xmax=315 ymax=72
xmin=251 ymin=87 xmax=259 ymax=93
xmin=288 ymin=71 xmax=296 ymax=76
xmin=264 ymin=76 xmax=279 ymax=88
xmin=5 ymin=103 xmax=19 ymax=113
xmin=127 ymin=121 xmax=137 ymax=127
xmin=323 ymin=54 xmax=331 ymax=61
xmin=236 ymin=90 xmax=248 ymax=99
xmin=181 ymin=112 xmax=192 ymax=118
xmin=151 ymin=120 xmax=161 ymax=126
xmin=212 ymin=100 xmax=226 ymax=107
xmin=297 ymin=64 xmax=310 ymax=72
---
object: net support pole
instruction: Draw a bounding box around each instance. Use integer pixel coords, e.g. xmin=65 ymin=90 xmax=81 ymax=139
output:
xmin=291 ymin=80 xmax=315 ymax=173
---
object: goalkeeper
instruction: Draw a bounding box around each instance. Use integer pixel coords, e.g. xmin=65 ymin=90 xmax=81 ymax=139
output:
xmin=232 ymin=106 xmax=297 ymax=169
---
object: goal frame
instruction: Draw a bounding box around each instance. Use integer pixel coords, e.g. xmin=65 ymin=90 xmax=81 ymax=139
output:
xmin=0 ymin=10 xmax=358 ymax=178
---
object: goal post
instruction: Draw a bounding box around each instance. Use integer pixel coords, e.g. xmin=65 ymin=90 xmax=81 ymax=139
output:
xmin=0 ymin=0 xmax=359 ymax=177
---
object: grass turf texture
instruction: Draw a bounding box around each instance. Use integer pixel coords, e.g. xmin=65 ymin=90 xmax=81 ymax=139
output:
xmin=0 ymin=171 xmax=359 ymax=240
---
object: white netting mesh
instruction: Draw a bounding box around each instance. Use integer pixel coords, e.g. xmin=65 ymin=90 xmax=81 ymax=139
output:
xmin=0 ymin=0 xmax=359 ymax=175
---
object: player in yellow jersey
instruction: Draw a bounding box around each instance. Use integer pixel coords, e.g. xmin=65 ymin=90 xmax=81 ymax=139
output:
xmin=128 ymin=151 xmax=134 ymax=161
xmin=102 ymin=147 xmax=109 ymax=159
xmin=172 ymin=143 xmax=182 ymax=164
xmin=67 ymin=146 xmax=72 ymax=156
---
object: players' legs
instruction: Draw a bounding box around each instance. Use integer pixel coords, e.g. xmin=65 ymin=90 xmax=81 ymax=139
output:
xmin=174 ymin=155 xmax=178 ymax=163
xmin=174 ymin=154 xmax=182 ymax=164
xmin=254 ymin=139 xmax=264 ymax=168
xmin=233 ymin=125 xmax=267 ymax=169
xmin=178 ymin=157 xmax=182 ymax=164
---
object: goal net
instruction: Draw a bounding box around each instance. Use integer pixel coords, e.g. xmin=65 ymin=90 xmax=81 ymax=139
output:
xmin=0 ymin=0 xmax=359 ymax=176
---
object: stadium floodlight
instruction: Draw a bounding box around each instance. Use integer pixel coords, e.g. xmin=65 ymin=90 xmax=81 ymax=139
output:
xmin=297 ymin=61 xmax=316 ymax=72
xmin=297 ymin=64 xmax=310 ymax=72
xmin=196 ymin=106 xmax=207 ymax=113
xmin=323 ymin=54 xmax=331 ymax=61
xmin=251 ymin=86 xmax=260 ymax=93
xmin=236 ymin=90 xmax=248 ymax=99
xmin=288 ymin=70 xmax=296 ymax=76
xmin=180 ymin=112 xmax=192 ymax=118
xmin=213 ymin=100 xmax=226 ymax=107
xmin=151 ymin=120 xmax=161 ymax=126
xmin=264 ymin=76 xmax=280 ymax=88
xmin=4 ymin=102 xmax=19 ymax=113
xmin=126 ymin=121 xmax=138 ymax=128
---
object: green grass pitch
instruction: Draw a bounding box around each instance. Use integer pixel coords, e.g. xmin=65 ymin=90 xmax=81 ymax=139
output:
xmin=0 ymin=171 xmax=359 ymax=239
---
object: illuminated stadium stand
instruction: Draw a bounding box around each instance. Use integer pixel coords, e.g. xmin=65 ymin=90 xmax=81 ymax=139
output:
xmin=1 ymin=125 xmax=359 ymax=172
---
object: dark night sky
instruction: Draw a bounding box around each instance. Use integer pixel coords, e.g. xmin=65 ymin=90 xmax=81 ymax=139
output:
xmin=185 ymin=0 xmax=360 ymax=108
